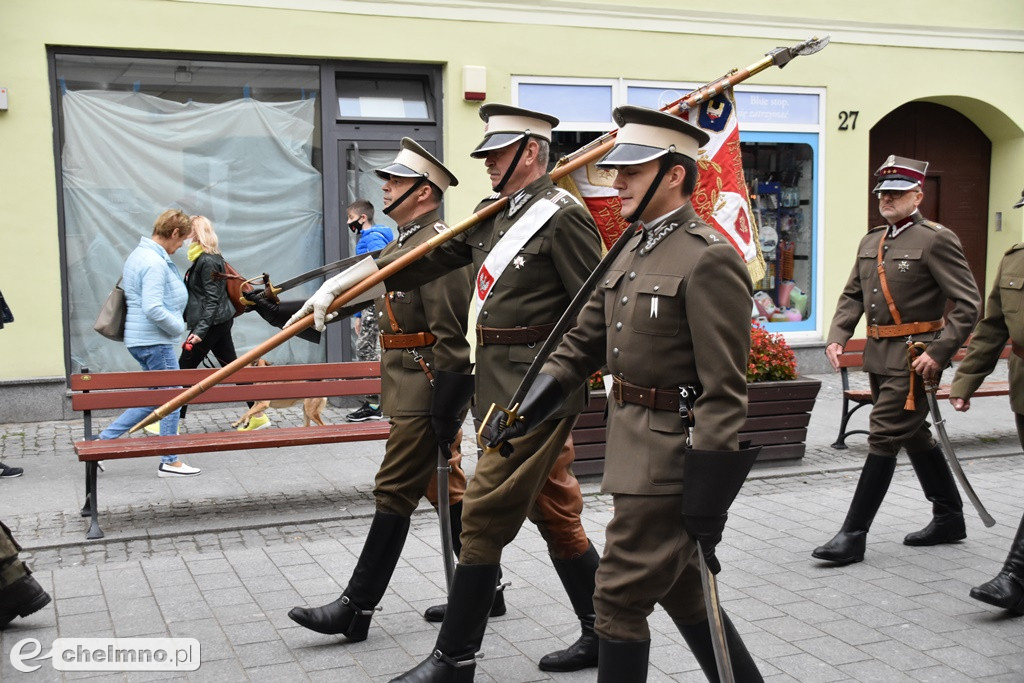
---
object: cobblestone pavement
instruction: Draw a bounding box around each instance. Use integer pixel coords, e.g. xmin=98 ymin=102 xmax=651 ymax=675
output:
xmin=1 ymin=367 xmax=1023 ymax=681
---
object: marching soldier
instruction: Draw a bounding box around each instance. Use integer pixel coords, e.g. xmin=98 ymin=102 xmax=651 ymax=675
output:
xmin=362 ymin=104 xmax=604 ymax=680
xmin=286 ymin=139 xmax=491 ymax=640
xmin=815 ymin=155 xmax=981 ymax=565
xmin=950 ymin=187 xmax=1024 ymax=614
xmin=486 ymin=105 xmax=764 ymax=682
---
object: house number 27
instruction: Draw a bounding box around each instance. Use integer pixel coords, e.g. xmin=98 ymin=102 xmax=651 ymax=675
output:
xmin=838 ymin=111 xmax=859 ymax=130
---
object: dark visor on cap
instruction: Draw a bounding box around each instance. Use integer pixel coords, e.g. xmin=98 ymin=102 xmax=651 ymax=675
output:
xmin=470 ymin=132 xmax=527 ymax=158
xmin=872 ymin=177 xmax=920 ymax=193
xmin=374 ymin=163 xmax=422 ymax=181
xmin=595 ymin=143 xmax=668 ymax=168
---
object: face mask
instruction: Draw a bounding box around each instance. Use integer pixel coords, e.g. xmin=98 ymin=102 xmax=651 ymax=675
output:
xmin=347 ymin=219 xmax=363 ymax=233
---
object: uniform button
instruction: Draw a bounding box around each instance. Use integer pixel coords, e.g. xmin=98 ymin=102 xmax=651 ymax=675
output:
xmin=873 ymin=288 xmax=878 ymax=293
xmin=621 ymin=296 xmax=629 ymax=305
xmin=629 ymin=272 xmax=636 ymax=280
xmin=482 ymin=311 xmax=489 ymax=319
xmin=615 ymin=322 xmax=622 ymax=331
xmin=478 ymin=242 xmax=484 ymax=247
xmin=612 ymin=348 xmax=620 ymax=357
xmin=617 ymin=372 xmax=624 ymax=378
xmin=883 ymin=245 xmax=889 ymax=250
xmin=604 ymin=278 xmax=610 ymax=285
xmin=1011 ymin=281 xmax=1016 ymax=286
xmin=653 ymin=285 xmax=660 ymax=292
xmin=870 ymin=304 xmax=875 ymax=308
xmin=499 ymin=231 xmax=504 ymax=237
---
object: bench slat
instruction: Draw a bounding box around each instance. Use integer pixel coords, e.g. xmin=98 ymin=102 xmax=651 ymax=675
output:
xmin=74 ymin=422 xmax=391 ymax=460
xmin=71 ymin=361 xmax=380 ymax=390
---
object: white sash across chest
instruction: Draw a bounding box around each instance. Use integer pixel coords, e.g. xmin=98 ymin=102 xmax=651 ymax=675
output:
xmin=474 ymin=189 xmax=574 ymax=309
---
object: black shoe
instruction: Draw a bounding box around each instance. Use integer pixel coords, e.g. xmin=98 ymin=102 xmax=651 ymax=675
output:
xmin=347 ymin=402 xmax=383 ymax=422
xmin=0 ymin=576 xmax=51 ymax=629
xmin=903 ymin=515 xmax=967 ymax=546
xmin=287 ymin=595 xmax=376 ymax=640
xmin=970 ymin=571 xmax=1024 ymax=614
xmin=0 ymin=463 xmax=24 ymax=478
xmin=812 ymin=454 xmax=895 ymax=565
xmin=423 ymin=586 xmax=506 ymax=623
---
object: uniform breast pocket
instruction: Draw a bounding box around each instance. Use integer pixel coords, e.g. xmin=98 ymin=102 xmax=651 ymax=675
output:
xmin=388 ymin=290 xmax=417 ymax=309
xmin=1000 ymin=273 xmax=1024 ymax=314
xmin=631 ymin=274 xmax=683 ymax=336
xmin=599 ymin=270 xmax=626 ymax=328
xmin=857 ymin=246 xmax=879 ymax=282
xmin=499 ymin=238 xmax=546 ymax=288
xmin=885 ymin=248 xmax=923 ymax=283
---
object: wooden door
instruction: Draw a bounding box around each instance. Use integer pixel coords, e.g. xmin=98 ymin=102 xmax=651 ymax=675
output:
xmin=869 ymin=102 xmax=991 ymax=297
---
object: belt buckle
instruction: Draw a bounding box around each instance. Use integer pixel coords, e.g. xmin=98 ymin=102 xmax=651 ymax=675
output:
xmin=613 ymin=380 xmax=625 ymax=407
xmin=867 ymin=326 xmax=879 ymax=340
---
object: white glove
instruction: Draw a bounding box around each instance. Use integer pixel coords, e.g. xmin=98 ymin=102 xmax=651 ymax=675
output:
xmin=284 ymin=257 xmax=384 ymax=331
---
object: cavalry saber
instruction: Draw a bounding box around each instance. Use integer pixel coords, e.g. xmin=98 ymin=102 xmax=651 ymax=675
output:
xmin=697 ymin=542 xmax=735 ymax=683
xmin=131 ymin=35 xmax=830 ymax=433
xmin=247 ymin=249 xmax=383 ymax=302
xmin=437 ymin=444 xmax=456 ymax=589
xmin=909 ymin=343 xmax=996 ymax=527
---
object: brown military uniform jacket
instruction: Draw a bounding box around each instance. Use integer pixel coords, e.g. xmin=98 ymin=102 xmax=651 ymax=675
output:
xmin=950 ymin=243 xmax=1024 ymax=414
xmin=542 ymin=203 xmax=752 ymax=495
xmin=377 ymin=209 xmax=473 ymax=417
xmin=828 ymin=211 xmax=980 ymax=375
xmin=382 ymin=174 xmax=602 ymax=419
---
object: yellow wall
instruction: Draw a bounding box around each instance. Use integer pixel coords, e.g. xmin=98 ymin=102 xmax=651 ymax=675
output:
xmin=1 ymin=0 xmax=1022 ymax=380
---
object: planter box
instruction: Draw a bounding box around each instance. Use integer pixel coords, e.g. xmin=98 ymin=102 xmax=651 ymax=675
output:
xmin=571 ymin=377 xmax=822 ymax=475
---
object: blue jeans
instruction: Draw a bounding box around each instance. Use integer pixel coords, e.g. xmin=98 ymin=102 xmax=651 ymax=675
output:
xmin=99 ymin=344 xmax=180 ymax=465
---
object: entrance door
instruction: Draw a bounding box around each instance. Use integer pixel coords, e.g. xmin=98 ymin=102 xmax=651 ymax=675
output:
xmin=869 ymin=102 xmax=991 ymax=296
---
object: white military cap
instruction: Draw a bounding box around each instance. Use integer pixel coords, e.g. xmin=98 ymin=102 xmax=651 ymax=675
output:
xmin=375 ymin=138 xmax=458 ymax=193
xmin=470 ymin=103 xmax=560 ymax=158
xmin=596 ymin=105 xmax=710 ymax=167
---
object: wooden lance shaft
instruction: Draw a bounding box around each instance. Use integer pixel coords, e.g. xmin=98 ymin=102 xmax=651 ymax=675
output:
xmin=132 ymin=36 xmax=827 ymax=432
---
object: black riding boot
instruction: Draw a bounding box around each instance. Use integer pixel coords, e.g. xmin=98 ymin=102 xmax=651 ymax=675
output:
xmin=596 ymin=638 xmax=651 ymax=683
xmin=288 ymin=510 xmax=409 ymax=640
xmin=904 ymin=447 xmax=967 ymax=546
xmin=675 ymin=612 xmax=763 ymax=682
xmin=422 ymin=502 xmax=509 ymax=623
xmin=391 ymin=563 xmax=500 ymax=682
xmin=539 ymin=541 xmax=600 ymax=671
xmin=970 ymin=510 xmax=1024 ymax=614
xmin=812 ymin=454 xmax=896 ymax=564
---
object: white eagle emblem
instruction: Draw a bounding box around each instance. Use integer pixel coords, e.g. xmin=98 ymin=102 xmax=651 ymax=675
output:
xmin=513 ymin=255 xmax=526 ymax=270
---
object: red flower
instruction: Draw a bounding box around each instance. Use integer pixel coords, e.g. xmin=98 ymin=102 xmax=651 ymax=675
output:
xmin=747 ymin=323 xmax=798 ymax=382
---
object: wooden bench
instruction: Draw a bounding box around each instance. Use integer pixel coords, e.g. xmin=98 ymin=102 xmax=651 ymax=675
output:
xmin=831 ymin=339 xmax=1011 ymax=449
xmin=71 ymin=361 xmax=388 ymax=539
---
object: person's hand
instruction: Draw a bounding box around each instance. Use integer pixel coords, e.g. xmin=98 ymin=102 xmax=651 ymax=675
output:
xmin=950 ymin=397 xmax=970 ymax=412
xmin=186 ymin=333 xmax=202 ymax=346
xmin=284 ymin=277 xmax=347 ymax=331
xmin=683 ymin=513 xmax=728 ymax=574
xmin=354 ymin=317 xmax=362 ymax=336
xmin=825 ymin=342 xmax=843 ymax=372
xmin=483 ymin=409 xmax=528 ymax=450
xmin=429 ymin=371 xmax=475 ymax=448
xmin=910 ymin=350 xmax=941 ymax=383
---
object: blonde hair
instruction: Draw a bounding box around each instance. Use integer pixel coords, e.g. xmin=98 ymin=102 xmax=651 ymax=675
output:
xmin=152 ymin=209 xmax=192 ymax=239
xmin=190 ymin=215 xmax=221 ymax=254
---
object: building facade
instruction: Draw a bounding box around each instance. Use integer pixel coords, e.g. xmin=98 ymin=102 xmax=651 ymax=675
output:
xmin=1 ymin=0 xmax=1022 ymax=421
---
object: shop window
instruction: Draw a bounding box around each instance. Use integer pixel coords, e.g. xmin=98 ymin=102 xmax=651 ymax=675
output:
xmin=336 ymin=76 xmax=430 ymax=120
xmin=53 ymin=51 xmax=323 ymax=373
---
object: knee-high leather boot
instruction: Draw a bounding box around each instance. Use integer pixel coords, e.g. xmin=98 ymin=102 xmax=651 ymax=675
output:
xmin=675 ymin=612 xmax=763 ymax=683
xmin=812 ymin=454 xmax=896 ymax=564
xmin=422 ymin=502 xmax=508 ymax=623
xmin=287 ymin=510 xmax=409 ymax=640
xmin=391 ymin=563 xmax=500 ymax=683
xmin=539 ymin=541 xmax=600 ymax=671
xmin=596 ymin=638 xmax=650 ymax=683
xmin=904 ymin=446 xmax=966 ymax=546
xmin=970 ymin=510 xmax=1024 ymax=614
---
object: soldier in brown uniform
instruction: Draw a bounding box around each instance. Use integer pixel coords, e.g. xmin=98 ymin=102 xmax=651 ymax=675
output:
xmin=0 ymin=521 xmax=51 ymax=629
xmin=950 ymin=187 xmax=1024 ymax=614
xmin=487 ymin=105 xmax=764 ymax=682
xmin=371 ymin=104 xmax=604 ymax=681
xmin=287 ymin=139 xmax=488 ymax=641
xmin=815 ymin=155 xmax=981 ymax=566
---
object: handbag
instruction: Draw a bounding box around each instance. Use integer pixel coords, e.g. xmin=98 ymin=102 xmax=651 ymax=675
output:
xmin=213 ymin=261 xmax=256 ymax=317
xmin=93 ymin=277 xmax=127 ymax=341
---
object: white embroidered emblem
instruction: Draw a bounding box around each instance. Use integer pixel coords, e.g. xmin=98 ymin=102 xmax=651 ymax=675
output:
xmin=508 ymin=190 xmax=531 ymax=217
xmin=513 ymin=255 xmax=526 ymax=270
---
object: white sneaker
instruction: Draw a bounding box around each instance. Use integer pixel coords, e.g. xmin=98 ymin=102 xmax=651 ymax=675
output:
xmin=157 ymin=462 xmax=201 ymax=478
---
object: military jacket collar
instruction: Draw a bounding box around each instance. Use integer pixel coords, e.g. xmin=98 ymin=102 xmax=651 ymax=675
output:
xmin=635 ymin=202 xmax=699 ymax=256
xmin=396 ymin=208 xmax=442 ymax=246
xmin=887 ymin=210 xmax=924 ymax=239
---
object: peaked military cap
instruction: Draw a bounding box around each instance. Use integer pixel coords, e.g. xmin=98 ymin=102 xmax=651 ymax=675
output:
xmin=596 ymin=105 xmax=710 ymax=167
xmin=375 ymin=137 xmax=458 ymax=193
xmin=470 ymin=103 xmax=559 ymax=158
xmin=1014 ymin=187 xmax=1024 ymax=209
xmin=872 ymin=155 xmax=928 ymax=193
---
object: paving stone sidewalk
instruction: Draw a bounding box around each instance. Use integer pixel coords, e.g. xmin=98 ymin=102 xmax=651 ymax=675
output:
xmin=1 ymin=366 xmax=1023 ymax=681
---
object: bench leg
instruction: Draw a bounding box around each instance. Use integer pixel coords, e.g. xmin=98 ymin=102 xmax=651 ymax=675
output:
xmin=84 ymin=462 xmax=104 ymax=540
xmin=832 ymin=400 xmax=870 ymax=450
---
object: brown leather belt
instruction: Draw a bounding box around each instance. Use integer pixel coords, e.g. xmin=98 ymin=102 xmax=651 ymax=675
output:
xmin=611 ymin=376 xmax=678 ymax=412
xmin=380 ymin=331 xmax=437 ymax=350
xmin=866 ymin=320 xmax=943 ymax=340
xmin=1012 ymin=341 xmax=1024 ymax=361
xmin=476 ymin=323 xmax=556 ymax=346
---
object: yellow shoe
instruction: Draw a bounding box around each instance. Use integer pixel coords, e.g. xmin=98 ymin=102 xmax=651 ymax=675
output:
xmin=144 ymin=423 xmax=180 ymax=435
xmin=237 ymin=414 xmax=272 ymax=431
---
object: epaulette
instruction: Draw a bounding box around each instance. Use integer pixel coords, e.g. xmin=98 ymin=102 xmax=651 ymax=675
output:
xmin=685 ymin=220 xmax=724 ymax=246
xmin=1005 ymin=243 xmax=1024 ymax=254
xmin=868 ymin=224 xmax=887 ymax=234
xmin=918 ymin=219 xmax=944 ymax=232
